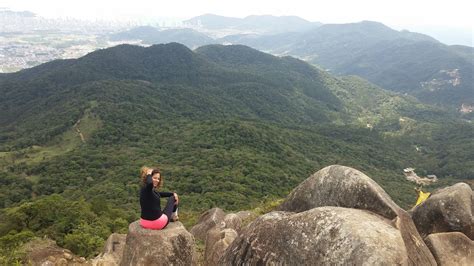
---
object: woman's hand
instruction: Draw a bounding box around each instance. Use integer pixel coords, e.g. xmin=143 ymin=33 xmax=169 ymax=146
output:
xmin=147 ymin=169 xmax=153 ymax=175
xmin=173 ymin=193 xmax=179 ymax=205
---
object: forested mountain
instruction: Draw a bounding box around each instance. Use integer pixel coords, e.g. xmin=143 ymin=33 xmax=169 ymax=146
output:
xmin=184 ymin=14 xmax=242 ymax=29
xmin=184 ymin=14 xmax=321 ymax=34
xmin=0 ymin=43 xmax=472 ymax=259
xmin=109 ymin=26 xmax=161 ymax=40
xmin=109 ymin=27 xmax=214 ymax=48
xmin=108 ymin=19 xmax=473 ymax=110
xmin=220 ymin=21 xmax=474 ymax=109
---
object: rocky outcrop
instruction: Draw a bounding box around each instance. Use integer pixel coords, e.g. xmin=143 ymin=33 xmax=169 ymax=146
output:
xmin=37 ymin=164 xmax=467 ymax=265
xmin=279 ymin=165 xmax=401 ymax=219
xmin=91 ymin=233 xmax=126 ymax=266
xmin=190 ymin=207 xmax=225 ymax=242
xmin=221 ymin=213 xmax=242 ymax=233
xmin=221 ymin=207 xmax=409 ymax=265
xmin=412 ymin=182 xmax=473 ymax=239
xmin=425 ymin=232 xmax=474 ymax=265
xmin=204 ymin=226 xmax=223 ymax=263
xmin=120 ymin=221 xmax=196 ymax=266
xmin=202 ymin=211 xmax=256 ymax=265
xmin=235 ymin=210 xmax=257 ymax=224
xmin=278 ymin=164 xmax=436 ymax=265
xmin=22 ymin=238 xmax=87 ymax=265
xmin=205 ymin=228 xmax=238 ymax=266
xmin=189 ymin=207 xmax=258 ymax=266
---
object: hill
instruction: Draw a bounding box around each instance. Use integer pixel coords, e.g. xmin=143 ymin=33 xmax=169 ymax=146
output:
xmin=0 ymin=43 xmax=472 ymax=259
xmin=109 ymin=27 xmax=214 ymax=48
xmin=184 ymin=14 xmax=321 ymax=34
xmin=220 ymin=21 xmax=474 ymax=109
xmin=109 ymin=26 xmax=161 ymax=41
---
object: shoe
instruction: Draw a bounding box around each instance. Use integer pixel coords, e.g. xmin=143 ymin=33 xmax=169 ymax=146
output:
xmin=171 ymin=213 xmax=179 ymax=222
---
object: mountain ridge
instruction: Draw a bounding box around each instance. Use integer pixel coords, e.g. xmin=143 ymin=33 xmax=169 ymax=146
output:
xmin=2 ymin=42 xmax=459 ymax=149
xmin=184 ymin=13 xmax=321 ymax=34
xmin=0 ymin=42 xmax=472 ymax=260
xmin=219 ymin=21 xmax=473 ymax=108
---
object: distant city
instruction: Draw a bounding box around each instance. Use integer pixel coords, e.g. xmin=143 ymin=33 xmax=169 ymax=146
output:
xmin=0 ymin=8 xmax=184 ymax=73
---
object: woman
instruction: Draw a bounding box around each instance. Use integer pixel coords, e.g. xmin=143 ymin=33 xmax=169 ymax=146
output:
xmin=140 ymin=166 xmax=179 ymax=230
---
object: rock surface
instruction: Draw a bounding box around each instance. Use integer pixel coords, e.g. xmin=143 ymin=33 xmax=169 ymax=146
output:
xmin=22 ymin=238 xmax=89 ymax=266
xmin=235 ymin=210 xmax=258 ymax=228
xmin=193 ymin=207 xmax=257 ymax=264
xmin=221 ymin=207 xmax=409 ymax=265
xmin=278 ymin=164 xmax=436 ymax=265
xmin=205 ymin=228 xmax=238 ymax=266
xmin=221 ymin=213 xmax=243 ymax=233
xmin=190 ymin=207 xmax=225 ymax=242
xmin=204 ymin=226 xmax=223 ymax=263
xmin=425 ymin=232 xmax=474 ymax=266
xmin=203 ymin=213 xmax=243 ymax=265
xmin=91 ymin=233 xmax=126 ymax=266
xmin=279 ymin=165 xmax=401 ymax=219
xmin=412 ymin=182 xmax=473 ymax=239
xmin=120 ymin=221 xmax=196 ymax=266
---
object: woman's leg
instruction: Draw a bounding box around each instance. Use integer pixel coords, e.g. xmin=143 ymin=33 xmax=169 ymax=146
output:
xmin=163 ymin=196 xmax=177 ymax=222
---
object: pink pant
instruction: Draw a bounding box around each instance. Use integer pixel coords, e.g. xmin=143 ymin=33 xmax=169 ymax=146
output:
xmin=140 ymin=215 xmax=169 ymax=230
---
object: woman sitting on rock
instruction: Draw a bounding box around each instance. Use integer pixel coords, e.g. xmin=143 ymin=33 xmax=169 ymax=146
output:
xmin=140 ymin=166 xmax=179 ymax=230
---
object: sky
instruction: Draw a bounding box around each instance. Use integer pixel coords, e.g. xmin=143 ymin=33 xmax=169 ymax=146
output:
xmin=2 ymin=0 xmax=473 ymax=45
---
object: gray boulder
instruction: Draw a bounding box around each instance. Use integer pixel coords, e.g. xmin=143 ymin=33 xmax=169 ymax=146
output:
xmin=279 ymin=165 xmax=401 ymax=218
xmin=190 ymin=207 xmax=225 ymax=242
xmin=222 ymin=213 xmax=243 ymax=233
xmin=92 ymin=233 xmax=126 ymax=266
xmin=278 ymin=165 xmax=436 ymax=265
xmin=205 ymin=228 xmax=238 ymax=266
xmin=235 ymin=211 xmax=257 ymax=226
xmin=204 ymin=214 xmax=242 ymax=264
xmin=204 ymin=226 xmax=224 ymax=260
xmin=120 ymin=221 xmax=196 ymax=266
xmin=204 ymin=225 xmax=223 ymax=263
xmin=425 ymin=232 xmax=474 ymax=265
xmin=220 ymin=207 xmax=409 ymax=265
xmin=412 ymin=183 xmax=473 ymax=239
xmin=22 ymin=238 xmax=88 ymax=266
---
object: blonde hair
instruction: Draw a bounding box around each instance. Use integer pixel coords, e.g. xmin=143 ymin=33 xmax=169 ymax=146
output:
xmin=140 ymin=166 xmax=163 ymax=188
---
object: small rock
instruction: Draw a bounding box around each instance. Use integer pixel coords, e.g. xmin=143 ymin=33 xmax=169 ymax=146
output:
xmin=91 ymin=233 xmax=127 ymax=266
xmin=235 ymin=210 xmax=257 ymax=222
xmin=425 ymin=232 xmax=474 ymax=266
xmin=222 ymin=213 xmax=243 ymax=233
xmin=63 ymin=252 xmax=72 ymax=260
xmin=190 ymin=207 xmax=225 ymax=241
xmin=206 ymin=229 xmax=238 ymax=266
xmin=204 ymin=225 xmax=223 ymax=262
xmin=56 ymin=258 xmax=67 ymax=266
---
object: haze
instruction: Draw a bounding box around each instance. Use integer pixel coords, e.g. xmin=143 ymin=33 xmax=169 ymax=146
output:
xmin=2 ymin=0 xmax=473 ymax=46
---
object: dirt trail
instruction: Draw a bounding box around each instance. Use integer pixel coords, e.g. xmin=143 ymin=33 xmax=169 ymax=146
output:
xmin=73 ymin=119 xmax=86 ymax=143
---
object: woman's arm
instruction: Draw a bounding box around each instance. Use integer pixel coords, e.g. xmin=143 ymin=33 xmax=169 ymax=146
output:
xmin=143 ymin=168 xmax=154 ymax=190
xmin=145 ymin=174 xmax=153 ymax=190
xmin=160 ymin=192 xmax=179 ymax=205
xmin=159 ymin=192 xmax=173 ymax=197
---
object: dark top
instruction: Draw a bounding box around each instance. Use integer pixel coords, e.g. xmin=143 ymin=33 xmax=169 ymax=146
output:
xmin=140 ymin=174 xmax=173 ymax=220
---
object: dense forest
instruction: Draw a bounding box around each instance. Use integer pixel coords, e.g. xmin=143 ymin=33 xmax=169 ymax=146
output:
xmin=0 ymin=43 xmax=472 ymax=261
xmin=218 ymin=21 xmax=474 ymax=108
